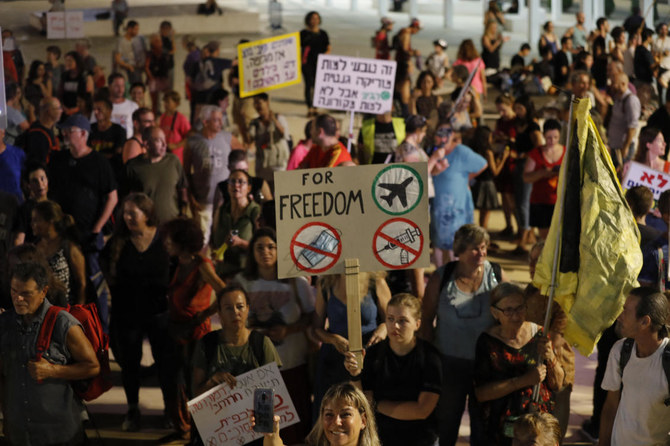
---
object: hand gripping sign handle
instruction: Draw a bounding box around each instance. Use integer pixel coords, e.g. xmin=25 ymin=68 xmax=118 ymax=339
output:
xmin=345 ymin=258 xmax=364 ymax=372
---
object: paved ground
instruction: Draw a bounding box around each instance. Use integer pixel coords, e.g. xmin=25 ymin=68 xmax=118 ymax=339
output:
xmin=0 ymin=0 xmax=645 ymax=443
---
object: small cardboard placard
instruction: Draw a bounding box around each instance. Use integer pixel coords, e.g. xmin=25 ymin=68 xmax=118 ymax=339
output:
xmin=188 ymin=362 xmax=298 ymax=446
xmin=622 ymin=161 xmax=670 ymax=200
xmin=47 ymin=11 xmax=84 ymax=39
xmin=275 ymin=163 xmax=430 ymax=278
xmin=312 ymin=54 xmax=396 ymax=114
xmin=238 ymin=32 xmax=302 ymax=98
xmin=47 ymin=12 xmax=66 ymax=39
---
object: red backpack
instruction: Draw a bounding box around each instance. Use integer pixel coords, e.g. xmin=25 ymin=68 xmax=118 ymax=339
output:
xmin=35 ymin=303 xmax=113 ymax=401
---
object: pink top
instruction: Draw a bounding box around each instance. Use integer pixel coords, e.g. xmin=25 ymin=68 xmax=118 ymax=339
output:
xmin=453 ymin=57 xmax=486 ymax=95
xmin=159 ymin=111 xmax=191 ymax=163
xmin=286 ymin=140 xmax=312 ymax=170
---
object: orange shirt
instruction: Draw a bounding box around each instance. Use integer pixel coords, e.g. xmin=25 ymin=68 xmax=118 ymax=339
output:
xmin=299 ymin=141 xmax=352 ymax=168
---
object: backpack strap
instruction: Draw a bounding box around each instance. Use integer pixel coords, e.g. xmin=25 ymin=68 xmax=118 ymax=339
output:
xmin=438 ymin=261 xmax=458 ymax=292
xmin=34 ymin=306 xmax=65 ymax=385
xmin=248 ymin=330 xmax=267 ymax=366
xmin=491 ymin=262 xmax=502 ymax=282
xmin=619 ymin=337 xmax=635 ymax=385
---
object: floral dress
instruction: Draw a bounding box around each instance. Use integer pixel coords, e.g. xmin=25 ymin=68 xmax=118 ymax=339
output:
xmin=473 ymin=324 xmax=554 ymax=445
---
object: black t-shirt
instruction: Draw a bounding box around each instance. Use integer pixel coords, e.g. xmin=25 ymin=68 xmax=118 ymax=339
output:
xmin=635 ymin=45 xmax=654 ymax=83
xmin=514 ymin=121 xmax=541 ymax=155
xmin=23 ymin=121 xmax=59 ymax=165
xmin=16 ymin=199 xmax=38 ymax=244
xmin=360 ymin=338 xmax=442 ymax=446
xmin=48 ymin=150 xmax=117 ymax=235
xmin=60 ymin=71 xmax=88 ymax=109
xmin=552 ymin=50 xmax=570 ymax=87
xmin=510 ymin=54 xmax=525 ymax=69
xmin=89 ymin=122 xmax=127 ymax=159
xmin=300 ymin=29 xmax=330 ymax=70
xmin=105 ymin=234 xmax=170 ymax=323
xmin=639 ymin=223 xmax=662 ymax=249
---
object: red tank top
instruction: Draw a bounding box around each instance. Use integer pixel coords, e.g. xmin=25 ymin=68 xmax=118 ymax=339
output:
xmin=529 ymin=145 xmax=565 ymax=205
xmin=168 ymin=256 xmax=213 ymax=342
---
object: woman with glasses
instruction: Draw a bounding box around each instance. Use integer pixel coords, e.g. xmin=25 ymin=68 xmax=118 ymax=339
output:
xmin=210 ymin=169 xmax=261 ymax=279
xmin=234 ymin=227 xmax=315 ymax=444
xmin=473 ymin=283 xmax=564 ymax=445
xmin=419 ymin=223 xmax=505 ymax=446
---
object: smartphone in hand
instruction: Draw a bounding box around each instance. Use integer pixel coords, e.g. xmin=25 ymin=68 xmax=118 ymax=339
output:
xmin=253 ymin=388 xmax=275 ymax=433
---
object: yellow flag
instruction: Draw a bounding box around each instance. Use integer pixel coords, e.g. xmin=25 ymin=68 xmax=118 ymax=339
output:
xmin=532 ymin=98 xmax=642 ymax=356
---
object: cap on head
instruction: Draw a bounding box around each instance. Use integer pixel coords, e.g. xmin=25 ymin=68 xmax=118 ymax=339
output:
xmin=58 ymin=113 xmax=91 ymax=133
xmin=381 ymin=17 xmax=394 ymax=26
xmin=434 ymin=39 xmax=448 ymax=49
xmin=410 ymin=18 xmax=421 ymax=29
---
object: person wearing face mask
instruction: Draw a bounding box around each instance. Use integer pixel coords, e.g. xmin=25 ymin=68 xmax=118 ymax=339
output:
xmin=344 ymin=293 xmax=442 ymax=446
xmin=123 ymin=125 xmax=187 ymax=223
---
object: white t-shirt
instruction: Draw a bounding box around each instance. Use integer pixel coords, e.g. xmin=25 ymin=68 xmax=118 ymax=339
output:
xmin=602 ymin=337 xmax=670 ymax=446
xmin=234 ymin=275 xmax=315 ymax=370
xmin=91 ymin=100 xmax=138 ymax=139
xmin=654 ymin=36 xmax=670 ymax=70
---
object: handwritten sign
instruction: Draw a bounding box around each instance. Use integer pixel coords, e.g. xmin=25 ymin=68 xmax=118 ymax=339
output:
xmin=238 ymin=33 xmax=301 ymax=98
xmin=65 ymin=11 xmax=84 ymax=38
xmin=313 ymin=54 xmax=396 ymax=114
xmin=622 ymin=161 xmax=670 ymax=200
xmin=47 ymin=12 xmax=66 ymax=39
xmin=188 ymin=362 xmax=298 ymax=446
xmin=275 ymin=163 xmax=429 ymax=278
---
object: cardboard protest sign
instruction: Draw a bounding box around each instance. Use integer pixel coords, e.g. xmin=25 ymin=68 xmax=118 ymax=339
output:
xmin=274 ymin=163 xmax=430 ymax=278
xmin=622 ymin=161 xmax=670 ymax=200
xmin=188 ymin=362 xmax=298 ymax=446
xmin=65 ymin=11 xmax=84 ymax=38
xmin=312 ymin=54 xmax=396 ymax=114
xmin=47 ymin=12 xmax=66 ymax=39
xmin=238 ymin=33 xmax=301 ymax=98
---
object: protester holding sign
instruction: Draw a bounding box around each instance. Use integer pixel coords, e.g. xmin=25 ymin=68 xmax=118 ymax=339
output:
xmin=191 ymin=286 xmax=281 ymax=445
xmin=312 ymin=272 xmax=389 ymax=421
xmin=235 ymin=227 xmax=315 ymax=444
xmin=344 ymin=293 xmax=442 ymax=446
xmin=257 ymin=382 xmax=381 ymax=446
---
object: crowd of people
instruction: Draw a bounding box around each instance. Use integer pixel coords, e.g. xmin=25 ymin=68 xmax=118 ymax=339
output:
xmin=2 ymin=3 xmax=670 ymax=446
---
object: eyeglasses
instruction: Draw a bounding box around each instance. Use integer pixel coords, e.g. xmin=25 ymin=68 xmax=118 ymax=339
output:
xmin=230 ymin=179 xmax=248 ymax=185
xmin=493 ymin=303 xmax=526 ymax=317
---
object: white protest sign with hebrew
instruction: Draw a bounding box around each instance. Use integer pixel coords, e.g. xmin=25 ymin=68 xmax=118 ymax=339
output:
xmin=622 ymin=161 xmax=670 ymax=200
xmin=65 ymin=11 xmax=84 ymax=38
xmin=238 ymin=32 xmax=302 ymax=98
xmin=188 ymin=362 xmax=298 ymax=446
xmin=47 ymin=12 xmax=66 ymax=39
xmin=312 ymin=54 xmax=396 ymax=114
xmin=274 ymin=163 xmax=430 ymax=278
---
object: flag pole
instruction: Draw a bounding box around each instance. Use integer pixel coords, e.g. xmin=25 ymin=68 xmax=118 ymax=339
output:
xmin=532 ymin=95 xmax=578 ymax=403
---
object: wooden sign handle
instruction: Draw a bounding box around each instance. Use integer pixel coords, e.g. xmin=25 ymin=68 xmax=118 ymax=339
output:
xmin=345 ymin=258 xmax=364 ymax=372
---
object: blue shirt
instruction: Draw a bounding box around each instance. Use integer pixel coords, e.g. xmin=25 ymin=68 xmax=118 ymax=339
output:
xmin=0 ymin=144 xmax=25 ymax=203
